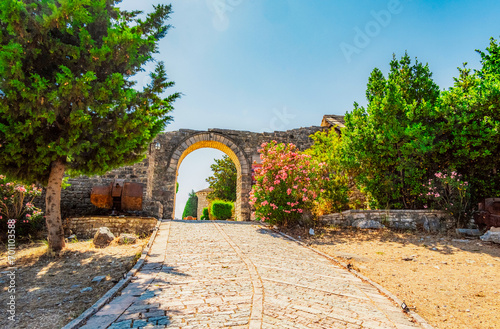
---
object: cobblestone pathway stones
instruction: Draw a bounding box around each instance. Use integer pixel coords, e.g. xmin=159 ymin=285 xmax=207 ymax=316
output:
xmin=80 ymin=220 xmax=428 ymax=329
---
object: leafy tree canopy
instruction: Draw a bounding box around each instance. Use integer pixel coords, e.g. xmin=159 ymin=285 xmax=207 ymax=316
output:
xmin=343 ymin=52 xmax=440 ymax=209
xmin=0 ymin=0 xmax=179 ymax=251
xmin=206 ymin=155 xmax=237 ymax=202
xmin=437 ymin=37 xmax=500 ymax=204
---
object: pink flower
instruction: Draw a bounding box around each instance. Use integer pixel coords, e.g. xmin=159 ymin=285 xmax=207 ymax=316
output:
xmin=26 ymin=214 xmax=31 ymax=218
xmin=287 ymin=188 xmax=292 ymax=195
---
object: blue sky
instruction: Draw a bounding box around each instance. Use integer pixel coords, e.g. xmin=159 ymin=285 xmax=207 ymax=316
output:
xmin=121 ymin=0 xmax=500 ymax=217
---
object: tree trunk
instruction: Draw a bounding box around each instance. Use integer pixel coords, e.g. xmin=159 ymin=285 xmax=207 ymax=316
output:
xmin=45 ymin=159 xmax=66 ymax=252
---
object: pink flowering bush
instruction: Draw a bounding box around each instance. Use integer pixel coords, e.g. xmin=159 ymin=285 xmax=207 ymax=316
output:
xmin=421 ymin=170 xmax=471 ymax=227
xmin=249 ymin=141 xmax=328 ymax=227
xmin=0 ymin=175 xmax=44 ymax=239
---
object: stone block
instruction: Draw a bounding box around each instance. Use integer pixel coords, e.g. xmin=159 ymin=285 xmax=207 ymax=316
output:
xmin=93 ymin=227 xmax=115 ymax=248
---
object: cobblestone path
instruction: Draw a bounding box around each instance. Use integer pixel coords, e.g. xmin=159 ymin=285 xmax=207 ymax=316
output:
xmin=79 ymin=220 xmax=427 ymax=329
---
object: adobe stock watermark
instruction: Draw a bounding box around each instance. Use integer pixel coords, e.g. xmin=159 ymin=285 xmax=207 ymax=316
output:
xmin=340 ymin=0 xmax=411 ymax=63
xmin=206 ymin=0 xmax=246 ymax=31
xmin=5 ymin=219 xmax=17 ymax=322
xmin=260 ymin=107 xmax=296 ymax=132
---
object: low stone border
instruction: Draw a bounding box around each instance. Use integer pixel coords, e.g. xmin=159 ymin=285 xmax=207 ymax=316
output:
xmin=271 ymin=227 xmax=435 ymax=329
xmin=61 ymin=218 xmax=164 ymax=329
xmin=320 ymin=209 xmax=454 ymax=233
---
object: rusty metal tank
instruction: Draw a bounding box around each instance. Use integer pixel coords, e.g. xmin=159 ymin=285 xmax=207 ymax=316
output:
xmin=474 ymin=198 xmax=500 ymax=229
xmin=90 ymin=179 xmax=143 ymax=211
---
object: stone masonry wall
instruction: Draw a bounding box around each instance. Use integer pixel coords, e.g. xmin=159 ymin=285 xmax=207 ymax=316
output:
xmin=196 ymin=191 xmax=210 ymax=220
xmin=35 ymin=156 xmax=152 ymax=219
xmin=320 ymin=210 xmax=455 ymax=233
xmin=65 ymin=216 xmax=158 ymax=239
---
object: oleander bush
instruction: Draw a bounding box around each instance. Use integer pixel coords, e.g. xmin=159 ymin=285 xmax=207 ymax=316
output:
xmin=0 ymin=175 xmax=45 ymax=240
xmin=249 ymin=141 xmax=328 ymax=227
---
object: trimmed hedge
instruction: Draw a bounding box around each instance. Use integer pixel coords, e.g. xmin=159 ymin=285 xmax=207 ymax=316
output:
xmin=210 ymin=200 xmax=234 ymax=220
xmin=201 ymin=207 xmax=209 ymax=220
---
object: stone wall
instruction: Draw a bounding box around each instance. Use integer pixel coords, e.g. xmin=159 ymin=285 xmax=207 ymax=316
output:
xmin=34 ymin=157 xmax=154 ymax=219
xmin=320 ymin=210 xmax=455 ymax=233
xmin=65 ymin=216 xmax=158 ymax=239
xmin=195 ymin=190 xmax=211 ymax=219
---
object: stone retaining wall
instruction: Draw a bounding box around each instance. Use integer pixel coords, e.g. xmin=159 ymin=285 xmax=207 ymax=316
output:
xmin=320 ymin=210 xmax=455 ymax=233
xmin=65 ymin=216 xmax=158 ymax=239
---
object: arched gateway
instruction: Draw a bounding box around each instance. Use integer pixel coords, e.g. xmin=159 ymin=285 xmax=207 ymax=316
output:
xmin=151 ymin=130 xmax=252 ymax=220
xmin=57 ymin=123 xmax=338 ymax=221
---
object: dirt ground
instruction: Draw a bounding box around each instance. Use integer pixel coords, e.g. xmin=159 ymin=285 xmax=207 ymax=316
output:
xmin=283 ymin=226 xmax=500 ymax=329
xmin=0 ymin=237 xmax=148 ymax=329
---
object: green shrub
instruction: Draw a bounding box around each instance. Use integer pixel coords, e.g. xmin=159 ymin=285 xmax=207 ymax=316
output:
xmin=201 ymin=207 xmax=209 ymax=220
xmin=210 ymin=201 xmax=233 ymax=220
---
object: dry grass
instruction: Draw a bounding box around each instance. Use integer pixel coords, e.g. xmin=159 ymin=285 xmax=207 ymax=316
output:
xmin=0 ymin=237 xmax=148 ymax=329
xmin=283 ymin=226 xmax=500 ymax=329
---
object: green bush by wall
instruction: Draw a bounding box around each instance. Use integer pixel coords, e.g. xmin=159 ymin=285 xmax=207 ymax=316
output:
xmin=210 ymin=200 xmax=234 ymax=220
xmin=201 ymin=207 xmax=209 ymax=220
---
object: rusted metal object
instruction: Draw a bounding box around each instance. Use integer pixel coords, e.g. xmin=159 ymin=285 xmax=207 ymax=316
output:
xmin=474 ymin=198 xmax=500 ymax=229
xmin=121 ymin=182 xmax=143 ymax=211
xmin=90 ymin=185 xmax=113 ymax=209
xmin=90 ymin=180 xmax=143 ymax=211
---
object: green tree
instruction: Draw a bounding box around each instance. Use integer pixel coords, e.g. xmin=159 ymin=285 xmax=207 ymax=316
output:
xmin=0 ymin=1 xmax=179 ymax=251
xmin=437 ymin=37 xmax=500 ymax=207
xmin=304 ymin=129 xmax=349 ymax=212
xmin=206 ymin=155 xmax=237 ymax=202
xmin=342 ymin=53 xmax=440 ymax=209
xmin=182 ymin=190 xmax=198 ymax=218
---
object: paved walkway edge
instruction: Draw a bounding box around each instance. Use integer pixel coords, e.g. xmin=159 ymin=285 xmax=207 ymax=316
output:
xmin=274 ymin=228 xmax=435 ymax=329
xmin=60 ymin=218 xmax=164 ymax=329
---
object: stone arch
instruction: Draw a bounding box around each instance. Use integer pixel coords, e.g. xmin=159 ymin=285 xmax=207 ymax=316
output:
xmin=165 ymin=132 xmax=251 ymax=221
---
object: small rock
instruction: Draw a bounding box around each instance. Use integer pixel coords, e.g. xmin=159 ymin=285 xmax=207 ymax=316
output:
xmin=67 ymin=234 xmax=77 ymax=240
xmin=80 ymin=287 xmax=93 ymax=293
xmin=431 ymin=247 xmax=438 ymax=251
xmin=118 ymin=233 xmax=137 ymax=245
xmin=480 ymin=228 xmax=500 ymax=244
xmin=452 ymin=239 xmax=470 ymax=243
xmin=93 ymin=227 xmax=115 ymax=248
xmin=92 ymin=275 xmax=106 ymax=283
xmin=456 ymin=228 xmax=482 ymax=236
xmin=71 ymin=284 xmax=80 ymax=289
xmin=309 ymin=228 xmax=315 ymax=236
